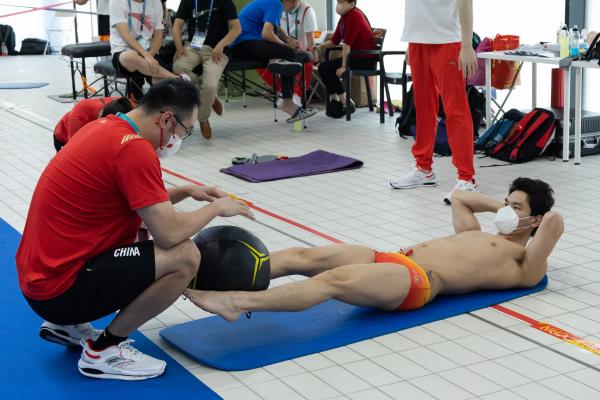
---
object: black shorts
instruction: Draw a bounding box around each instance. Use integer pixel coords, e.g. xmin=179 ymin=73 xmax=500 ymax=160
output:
xmin=112 ymin=51 xmax=147 ymax=79
xmin=111 ymin=51 xmax=170 ymax=79
xmin=25 ymin=241 xmax=156 ymax=325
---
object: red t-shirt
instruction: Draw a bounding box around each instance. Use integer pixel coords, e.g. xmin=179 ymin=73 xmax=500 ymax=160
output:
xmin=53 ymin=96 xmax=120 ymax=144
xmin=331 ymin=8 xmax=376 ymax=57
xmin=17 ymin=115 xmax=169 ymax=300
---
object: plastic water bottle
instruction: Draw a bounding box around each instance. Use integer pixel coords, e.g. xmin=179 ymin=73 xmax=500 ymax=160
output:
xmin=580 ymin=28 xmax=589 ymax=54
xmin=559 ymin=25 xmax=570 ymax=58
xmin=1 ymin=43 xmax=7 ymax=56
xmin=570 ymin=25 xmax=581 ymax=57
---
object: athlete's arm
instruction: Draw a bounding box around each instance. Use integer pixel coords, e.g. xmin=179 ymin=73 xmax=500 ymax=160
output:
xmin=262 ymin=22 xmax=286 ymax=45
xmin=519 ymin=211 xmax=564 ymax=287
xmin=137 ymin=197 xmax=254 ymax=249
xmin=451 ymin=191 xmax=504 ymax=233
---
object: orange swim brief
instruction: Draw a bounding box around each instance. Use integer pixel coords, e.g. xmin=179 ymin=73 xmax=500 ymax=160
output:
xmin=373 ymin=250 xmax=431 ymax=311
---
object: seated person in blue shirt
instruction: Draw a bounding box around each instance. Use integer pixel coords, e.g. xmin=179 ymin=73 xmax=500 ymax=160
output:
xmin=231 ymin=0 xmax=316 ymax=123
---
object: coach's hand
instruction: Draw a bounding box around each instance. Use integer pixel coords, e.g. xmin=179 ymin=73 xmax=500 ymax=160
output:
xmin=214 ymin=197 xmax=255 ymax=220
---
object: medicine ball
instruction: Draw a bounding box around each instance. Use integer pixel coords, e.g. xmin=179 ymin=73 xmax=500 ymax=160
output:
xmin=189 ymin=225 xmax=270 ymax=291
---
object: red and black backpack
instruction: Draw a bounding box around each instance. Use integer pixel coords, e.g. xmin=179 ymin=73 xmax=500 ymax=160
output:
xmin=489 ymin=108 xmax=556 ymax=163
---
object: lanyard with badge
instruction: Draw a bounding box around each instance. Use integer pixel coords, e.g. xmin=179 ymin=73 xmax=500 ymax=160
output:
xmin=191 ymin=0 xmax=214 ymax=49
xmin=128 ymin=0 xmax=149 ymax=50
xmin=285 ymin=8 xmax=300 ymax=40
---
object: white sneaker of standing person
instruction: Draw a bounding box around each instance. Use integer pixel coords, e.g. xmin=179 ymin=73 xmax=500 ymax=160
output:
xmin=39 ymin=321 xmax=102 ymax=347
xmin=443 ymin=179 xmax=478 ymax=205
xmin=78 ymin=338 xmax=166 ymax=380
xmin=390 ymin=168 xmax=438 ymax=189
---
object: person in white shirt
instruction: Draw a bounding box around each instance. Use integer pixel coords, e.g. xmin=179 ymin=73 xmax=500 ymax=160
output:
xmin=390 ymin=0 xmax=478 ymax=205
xmin=109 ymin=0 xmax=183 ymax=100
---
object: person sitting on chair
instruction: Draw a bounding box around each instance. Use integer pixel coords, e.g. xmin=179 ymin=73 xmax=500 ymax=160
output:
xmin=172 ymin=0 xmax=242 ymax=140
xmin=53 ymin=96 xmax=133 ymax=152
xmin=186 ymin=178 xmax=563 ymax=321
xmin=230 ymin=0 xmax=317 ymax=123
xmin=258 ymin=0 xmax=318 ymax=106
xmin=109 ymin=0 xmax=188 ymax=102
xmin=316 ymin=0 xmax=376 ymax=119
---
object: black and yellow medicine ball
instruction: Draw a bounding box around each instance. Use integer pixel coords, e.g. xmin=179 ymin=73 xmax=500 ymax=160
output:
xmin=189 ymin=225 xmax=270 ymax=291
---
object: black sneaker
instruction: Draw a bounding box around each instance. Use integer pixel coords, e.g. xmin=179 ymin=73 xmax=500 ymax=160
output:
xmin=326 ymin=100 xmax=345 ymax=119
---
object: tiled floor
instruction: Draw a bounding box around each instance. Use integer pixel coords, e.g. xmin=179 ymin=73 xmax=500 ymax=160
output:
xmin=2 ymin=55 xmax=600 ymax=399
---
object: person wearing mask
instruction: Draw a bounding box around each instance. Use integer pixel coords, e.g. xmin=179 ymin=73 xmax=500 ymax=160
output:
xmin=316 ymin=0 xmax=376 ymax=119
xmin=16 ymin=79 xmax=254 ymax=381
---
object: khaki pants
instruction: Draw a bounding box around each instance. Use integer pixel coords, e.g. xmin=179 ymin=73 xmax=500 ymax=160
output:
xmin=173 ymin=45 xmax=228 ymax=122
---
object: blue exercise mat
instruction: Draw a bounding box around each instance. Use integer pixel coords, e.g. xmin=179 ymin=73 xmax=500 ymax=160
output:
xmin=0 ymin=82 xmax=49 ymax=89
xmin=0 ymin=219 xmax=221 ymax=400
xmin=161 ymin=277 xmax=547 ymax=371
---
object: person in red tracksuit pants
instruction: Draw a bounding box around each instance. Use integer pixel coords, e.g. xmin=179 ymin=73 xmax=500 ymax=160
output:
xmin=390 ymin=0 xmax=478 ymax=205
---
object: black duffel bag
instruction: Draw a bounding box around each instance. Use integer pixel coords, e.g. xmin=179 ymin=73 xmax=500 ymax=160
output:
xmin=20 ymin=38 xmax=53 ymax=55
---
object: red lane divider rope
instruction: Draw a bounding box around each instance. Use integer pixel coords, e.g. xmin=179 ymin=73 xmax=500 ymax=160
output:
xmin=492 ymin=304 xmax=600 ymax=356
xmin=161 ymin=167 xmax=344 ymax=244
xmin=0 ymin=2 xmax=73 ymax=19
xmin=161 ymin=166 xmax=600 ymax=357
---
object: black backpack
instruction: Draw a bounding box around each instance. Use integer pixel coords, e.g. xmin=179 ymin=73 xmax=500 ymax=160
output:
xmin=489 ymin=108 xmax=556 ymax=163
xmin=395 ymin=85 xmax=484 ymax=144
xmin=0 ymin=24 xmax=17 ymax=55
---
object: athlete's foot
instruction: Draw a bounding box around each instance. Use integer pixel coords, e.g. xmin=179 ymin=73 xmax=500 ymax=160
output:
xmin=184 ymin=289 xmax=243 ymax=322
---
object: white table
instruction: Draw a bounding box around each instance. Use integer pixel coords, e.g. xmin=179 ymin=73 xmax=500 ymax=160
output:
xmin=570 ymin=60 xmax=600 ymax=165
xmin=477 ymin=52 xmax=572 ymax=161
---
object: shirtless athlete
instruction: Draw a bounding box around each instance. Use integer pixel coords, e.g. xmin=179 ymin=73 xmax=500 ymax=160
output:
xmin=186 ymin=177 xmax=564 ymax=321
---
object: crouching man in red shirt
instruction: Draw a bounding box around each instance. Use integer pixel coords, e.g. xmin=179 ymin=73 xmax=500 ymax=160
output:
xmin=16 ymin=79 xmax=254 ymax=381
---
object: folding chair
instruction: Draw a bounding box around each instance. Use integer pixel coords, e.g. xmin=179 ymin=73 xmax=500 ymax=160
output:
xmin=379 ymin=51 xmax=412 ymax=123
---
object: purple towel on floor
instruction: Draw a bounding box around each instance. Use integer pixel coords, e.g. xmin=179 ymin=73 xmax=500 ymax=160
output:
xmin=220 ymin=150 xmax=364 ymax=182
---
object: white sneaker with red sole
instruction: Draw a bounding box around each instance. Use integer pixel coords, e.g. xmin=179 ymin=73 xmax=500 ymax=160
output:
xmin=78 ymin=339 xmax=166 ymax=381
xmin=390 ymin=168 xmax=438 ymax=189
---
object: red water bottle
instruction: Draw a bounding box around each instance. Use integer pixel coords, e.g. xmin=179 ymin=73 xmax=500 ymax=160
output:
xmin=1 ymin=43 xmax=8 ymax=56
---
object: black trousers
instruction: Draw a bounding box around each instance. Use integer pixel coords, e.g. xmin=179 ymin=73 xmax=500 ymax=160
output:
xmin=232 ymin=40 xmax=296 ymax=99
xmin=98 ymin=14 xmax=110 ymax=36
xmin=318 ymin=57 xmax=376 ymax=95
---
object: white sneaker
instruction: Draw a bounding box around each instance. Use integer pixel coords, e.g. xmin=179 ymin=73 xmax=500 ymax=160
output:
xmin=390 ymin=168 xmax=438 ymax=189
xmin=78 ymin=339 xmax=166 ymax=381
xmin=443 ymin=179 xmax=478 ymax=205
xmin=39 ymin=321 xmax=102 ymax=347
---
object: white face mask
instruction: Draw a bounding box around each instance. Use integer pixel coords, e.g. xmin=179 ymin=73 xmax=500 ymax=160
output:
xmin=335 ymin=3 xmax=348 ymax=15
xmin=156 ymin=133 xmax=182 ymax=159
xmin=494 ymin=206 xmax=532 ymax=235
